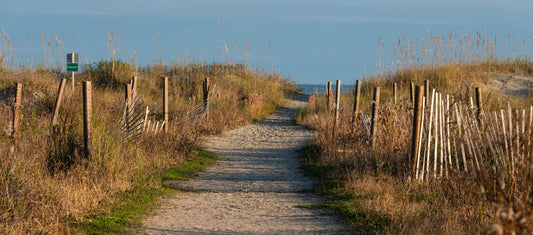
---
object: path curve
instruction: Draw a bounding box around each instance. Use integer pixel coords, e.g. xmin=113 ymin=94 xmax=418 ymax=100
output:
xmin=141 ymin=96 xmax=351 ymax=234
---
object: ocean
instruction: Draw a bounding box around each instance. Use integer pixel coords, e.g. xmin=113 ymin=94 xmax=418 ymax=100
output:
xmin=298 ymin=84 xmax=355 ymax=95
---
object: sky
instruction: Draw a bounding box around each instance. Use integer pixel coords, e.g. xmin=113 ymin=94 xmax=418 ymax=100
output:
xmin=0 ymin=0 xmax=532 ymax=84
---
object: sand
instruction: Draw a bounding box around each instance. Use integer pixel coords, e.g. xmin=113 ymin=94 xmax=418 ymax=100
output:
xmin=140 ymin=96 xmax=352 ymax=234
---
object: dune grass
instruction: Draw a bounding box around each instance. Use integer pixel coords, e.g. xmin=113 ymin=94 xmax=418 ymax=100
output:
xmin=0 ymin=36 xmax=297 ymax=234
xmin=297 ymin=31 xmax=533 ymax=234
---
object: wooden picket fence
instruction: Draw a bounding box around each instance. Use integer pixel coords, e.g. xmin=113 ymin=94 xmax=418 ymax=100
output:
xmin=4 ymin=76 xmax=213 ymax=156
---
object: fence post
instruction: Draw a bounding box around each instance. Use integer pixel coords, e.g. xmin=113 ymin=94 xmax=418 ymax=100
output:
xmin=203 ymin=77 xmax=210 ymax=119
xmin=12 ymin=83 xmax=22 ymax=142
xmin=370 ymin=87 xmax=380 ymax=147
xmin=327 ymin=81 xmax=332 ymax=112
xmin=475 ymin=87 xmax=483 ymax=126
xmin=411 ymin=85 xmax=424 ymax=179
xmin=352 ymin=80 xmax=361 ymax=127
xmin=163 ymin=76 xmax=169 ymax=132
xmin=333 ymin=80 xmax=341 ymax=146
xmin=125 ymin=83 xmax=132 ymax=103
xmin=70 ymin=72 xmax=74 ymax=93
xmin=51 ymin=79 xmax=66 ymax=126
xmin=83 ymin=81 xmax=93 ymax=159
xmin=131 ymin=76 xmax=138 ymax=94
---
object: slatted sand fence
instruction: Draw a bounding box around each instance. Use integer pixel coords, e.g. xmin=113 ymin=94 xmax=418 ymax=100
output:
xmin=412 ymin=88 xmax=533 ymax=181
xmin=331 ymin=80 xmax=533 ymax=183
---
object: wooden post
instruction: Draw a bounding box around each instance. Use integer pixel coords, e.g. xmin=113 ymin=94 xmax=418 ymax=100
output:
xmin=163 ymin=76 xmax=169 ymax=132
xmin=327 ymin=81 xmax=332 ymax=111
xmin=125 ymin=83 xmax=132 ymax=103
xmin=333 ymin=80 xmax=341 ymax=145
xmin=424 ymin=80 xmax=430 ymax=105
xmin=12 ymin=83 xmax=22 ymax=142
xmin=370 ymin=87 xmax=380 ymax=147
xmin=411 ymin=86 xmax=424 ymax=178
xmin=83 ymin=81 xmax=93 ymax=159
xmin=352 ymin=80 xmax=361 ymax=127
xmin=393 ymin=82 xmax=398 ymax=104
xmin=203 ymin=77 xmax=210 ymax=119
xmin=71 ymin=72 xmax=75 ymax=92
xmin=334 ymin=80 xmax=341 ymax=124
xmin=131 ymin=76 xmax=138 ymax=94
xmin=51 ymin=79 xmax=66 ymax=126
xmin=475 ymin=87 xmax=483 ymax=126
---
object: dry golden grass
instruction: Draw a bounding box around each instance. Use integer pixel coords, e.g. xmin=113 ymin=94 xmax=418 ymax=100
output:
xmin=0 ymin=58 xmax=296 ymax=233
xmin=297 ymin=31 xmax=533 ymax=234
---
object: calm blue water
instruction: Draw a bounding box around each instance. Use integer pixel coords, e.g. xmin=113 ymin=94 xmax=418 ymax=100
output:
xmin=299 ymin=84 xmax=355 ymax=95
xmin=1 ymin=1 xmax=532 ymax=84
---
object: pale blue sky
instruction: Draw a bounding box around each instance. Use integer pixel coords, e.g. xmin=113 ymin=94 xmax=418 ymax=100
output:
xmin=1 ymin=0 xmax=532 ymax=84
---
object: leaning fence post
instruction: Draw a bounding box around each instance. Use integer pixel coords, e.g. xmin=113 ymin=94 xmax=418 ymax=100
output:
xmin=370 ymin=87 xmax=380 ymax=147
xmin=352 ymin=80 xmax=361 ymax=127
xmin=333 ymin=80 xmax=341 ymax=146
xmin=163 ymin=76 xmax=169 ymax=132
xmin=12 ymin=83 xmax=22 ymax=142
xmin=83 ymin=81 xmax=93 ymax=159
xmin=411 ymin=86 xmax=424 ymax=178
xmin=51 ymin=79 xmax=66 ymax=126
xmin=203 ymin=77 xmax=210 ymax=119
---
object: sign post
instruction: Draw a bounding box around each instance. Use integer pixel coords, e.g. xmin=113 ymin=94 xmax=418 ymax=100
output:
xmin=67 ymin=53 xmax=79 ymax=91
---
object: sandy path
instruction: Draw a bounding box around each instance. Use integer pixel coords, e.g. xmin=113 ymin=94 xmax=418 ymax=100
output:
xmin=140 ymin=97 xmax=352 ymax=234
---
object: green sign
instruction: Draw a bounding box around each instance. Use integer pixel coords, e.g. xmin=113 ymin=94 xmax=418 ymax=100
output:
xmin=67 ymin=63 xmax=78 ymax=72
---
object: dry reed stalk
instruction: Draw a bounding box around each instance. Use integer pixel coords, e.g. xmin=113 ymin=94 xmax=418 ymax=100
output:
xmin=308 ymin=95 xmax=316 ymax=110
xmin=461 ymin=104 xmax=480 ymax=172
xmin=482 ymin=111 xmax=502 ymax=169
xmin=472 ymin=109 xmax=488 ymax=166
xmin=516 ymin=110 xmax=521 ymax=163
xmin=423 ymin=89 xmax=435 ymax=181
xmin=489 ymin=111 xmax=504 ymax=168
xmin=439 ymin=96 xmax=445 ymax=177
xmin=515 ymin=119 xmax=520 ymax=166
xmin=455 ymin=103 xmax=469 ymax=173
xmin=507 ymin=103 xmax=515 ymax=173
xmin=527 ymin=105 xmax=533 ymax=158
xmin=433 ymin=92 xmax=439 ymax=178
xmin=500 ymin=110 xmax=510 ymax=170
xmin=415 ymin=98 xmax=426 ymax=180
xmin=464 ymin=104 xmax=484 ymax=171
xmin=446 ymin=95 xmax=456 ymax=173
